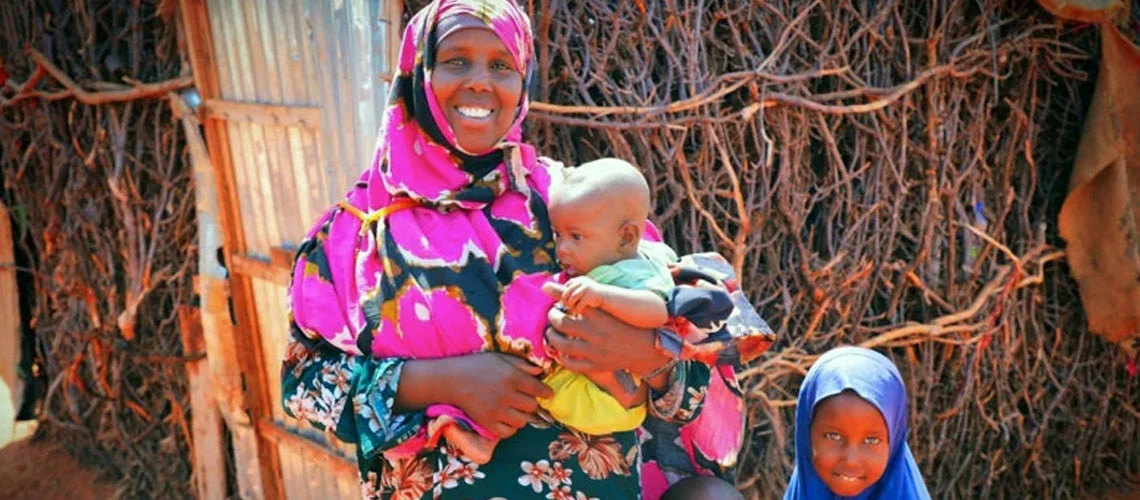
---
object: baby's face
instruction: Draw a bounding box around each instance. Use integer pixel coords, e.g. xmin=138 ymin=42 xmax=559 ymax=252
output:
xmin=810 ymin=391 xmax=890 ymax=496
xmin=548 ymin=193 xmax=627 ymax=277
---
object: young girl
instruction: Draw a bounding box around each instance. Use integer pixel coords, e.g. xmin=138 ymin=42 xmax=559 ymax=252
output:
xmin=784 ymin=346 xmax=931 ymax=499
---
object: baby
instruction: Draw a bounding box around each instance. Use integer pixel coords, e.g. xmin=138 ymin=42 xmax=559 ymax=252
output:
xmin=438 ymin=158 xmax=683 ymax=462
xmin=540 ymin=157 xmax=682 ymax=429
xmin=784 ymin=346 xmax=931 ymax=499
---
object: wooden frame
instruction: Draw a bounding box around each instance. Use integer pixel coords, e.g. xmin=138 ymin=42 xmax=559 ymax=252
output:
xmin=178 ymin=1 xmax=285 ymax=498
xmin=202 ymin=99 xmax=321 ymax=130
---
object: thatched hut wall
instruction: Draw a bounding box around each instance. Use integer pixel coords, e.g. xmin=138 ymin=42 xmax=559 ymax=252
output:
xmin=0 ymin=1 xmax=199 ymax=496
xmin=1 ymin=0 xmax=1137 ymax=498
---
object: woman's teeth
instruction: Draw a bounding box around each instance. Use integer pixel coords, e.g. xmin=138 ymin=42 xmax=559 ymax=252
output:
xmin=457 ymin=107 xmax=492 ymax=118
xmin=835 ymin=473 xmax=861 ymax=482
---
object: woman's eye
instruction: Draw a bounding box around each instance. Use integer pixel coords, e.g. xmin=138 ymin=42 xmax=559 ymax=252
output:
xmin=441 ymin=57 xmax=466 ymax=68
xmin=824 ymin=432 xmax=841 ymax=441
xmin=492 ymin=60 xmax=513 ymax=72
xmin=572 ymin=233 xmax=583 ymax=241
xmin=864 ymin=436 xmax=882 ymax=445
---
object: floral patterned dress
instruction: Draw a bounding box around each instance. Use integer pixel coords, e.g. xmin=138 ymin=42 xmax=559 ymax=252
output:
xmin=284 ymin=341 xmax=708 ymax=499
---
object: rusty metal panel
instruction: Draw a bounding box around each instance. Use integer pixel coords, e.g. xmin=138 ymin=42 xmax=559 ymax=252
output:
xmin=205 ymin=0 xmax=396 ymax=256
xmin=309 ymin=0 xmax=397 ymax=205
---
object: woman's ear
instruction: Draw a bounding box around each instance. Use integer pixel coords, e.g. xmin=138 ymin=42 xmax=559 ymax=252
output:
xmin=618 ymin=221 xmax=642 ymax=253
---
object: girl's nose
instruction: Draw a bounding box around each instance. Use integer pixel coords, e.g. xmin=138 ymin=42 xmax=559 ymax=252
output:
xmin=839 ymin=445 xmax=862 ymax=468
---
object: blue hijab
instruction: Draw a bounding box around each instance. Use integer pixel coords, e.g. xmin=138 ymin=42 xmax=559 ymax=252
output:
xmin=784 ymin=347 xmax=931 ymax=500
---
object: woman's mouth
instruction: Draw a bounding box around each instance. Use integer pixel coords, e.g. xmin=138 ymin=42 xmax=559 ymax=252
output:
xmin=456 ymin=106 xmax=493 ymax=119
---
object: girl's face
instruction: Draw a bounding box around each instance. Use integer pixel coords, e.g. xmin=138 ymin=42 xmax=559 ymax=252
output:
xmin=810 ymin=391 xmax=891 ymax=496
xmin=431 ymin=27 xmax=523 ymax=154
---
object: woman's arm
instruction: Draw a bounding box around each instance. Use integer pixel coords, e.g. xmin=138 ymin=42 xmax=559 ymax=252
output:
xmin=545 ymin=307 xmax=710 ymax=424
xmin=281 ymin=337 xmax=424 ymax=461
xmin=283 ymin=205 xmax=553 ymax=462
xmin=283 ymin=336 xmax=552 ymax=455
xmin=397 ymin=352 xmax=553 ymax=438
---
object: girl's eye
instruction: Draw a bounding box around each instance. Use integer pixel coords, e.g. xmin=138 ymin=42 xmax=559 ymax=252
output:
xmin=492 ymin=60 xmax=513 ymax=72
xmin=864 ymin=436 xmax=881 ymax=445
xmin=824 ymin=432 xmax=841 ymax=441
xmin=572 ymin=233 xmax=583 ymax=241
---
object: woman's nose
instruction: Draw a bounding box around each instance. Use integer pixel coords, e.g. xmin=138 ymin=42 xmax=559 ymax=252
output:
xmin=464 ymin=64 xmax=491 ymax=92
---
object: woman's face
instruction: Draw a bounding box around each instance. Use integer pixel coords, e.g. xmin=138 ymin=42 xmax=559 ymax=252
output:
xmin=431 ymin=27 xmax=524 ymax=154
xmin=810 ymin=391 xmax=891 ymax=496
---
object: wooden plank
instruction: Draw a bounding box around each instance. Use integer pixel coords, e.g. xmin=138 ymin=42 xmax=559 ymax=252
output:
xmin=178 ymin=305 xmax=228 ymax=500
xmin=178 ymin=1 xmax=284 ymax=499
xmin=228 ymin=251 xmax=292 ymax=286
xmin=277 ymin=443 xmax=303 ymax=500
xmin=258 ymin=420 xmax=358 ymax=479
xmin=0 ymin=203 xmax=21 ymax=448
xmin=203 ymin=99 xmax=321 ymax=130
xmin=251 ymin=280 xmax=288 ymax=422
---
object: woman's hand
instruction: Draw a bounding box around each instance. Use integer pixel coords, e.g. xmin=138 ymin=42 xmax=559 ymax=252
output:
xmin=543 ymin=296 xmax=675 ymax=391
xmin=442 ymin=353 xmax=554 ymax=439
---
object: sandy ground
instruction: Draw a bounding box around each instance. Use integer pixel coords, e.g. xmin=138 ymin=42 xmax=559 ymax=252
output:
xmin=0 ymin=421 xmax=115 ymax=500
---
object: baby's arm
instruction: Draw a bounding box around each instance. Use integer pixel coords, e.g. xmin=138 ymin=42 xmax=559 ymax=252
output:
xmin=561 ymin=276 xmax=668 ymax=328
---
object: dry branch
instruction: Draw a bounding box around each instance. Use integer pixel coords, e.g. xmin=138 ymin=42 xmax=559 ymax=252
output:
xmin=0 ymin=1 xmax=198 ymax=496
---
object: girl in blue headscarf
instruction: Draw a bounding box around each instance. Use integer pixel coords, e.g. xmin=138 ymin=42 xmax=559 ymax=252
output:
xmin=784 ymin=346 xmax=931 ymax=499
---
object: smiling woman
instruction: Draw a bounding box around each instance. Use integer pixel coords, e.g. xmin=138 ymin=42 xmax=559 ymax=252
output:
xmin=279 ymin=0 xmax=718 ymax=498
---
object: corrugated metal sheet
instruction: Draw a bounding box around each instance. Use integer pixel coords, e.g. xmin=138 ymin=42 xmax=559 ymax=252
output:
xmin=203 ymin=0 xmax=400 ymax=497
xmin=207 ymin=0 xmax=396 ymax=257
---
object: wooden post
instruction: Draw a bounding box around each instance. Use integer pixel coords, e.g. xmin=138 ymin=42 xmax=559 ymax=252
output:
xmin=0 ymin=203 xmax=21 ymax=448
xmin=178 ymin=304 xmax=227 ymax=500
xmin=171 ymin=91 xmax=270 ymax=499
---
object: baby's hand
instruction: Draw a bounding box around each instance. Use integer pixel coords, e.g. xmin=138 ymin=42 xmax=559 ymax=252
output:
xmin=561 ymin=276 xmax=606 ymax=316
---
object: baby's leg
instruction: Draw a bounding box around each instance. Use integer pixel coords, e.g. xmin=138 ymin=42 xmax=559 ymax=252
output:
xmin=439 ymin=425 xmax=496 ymax=464
xmin=660 ymin=476 xmax=744 ymax=500
xmin=425 ymin=404 xmax=498 ymax=464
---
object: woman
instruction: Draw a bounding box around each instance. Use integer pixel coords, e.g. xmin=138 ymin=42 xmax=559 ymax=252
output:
xmin=282 ymin=1 xmax=716 ymax=498
xmin=282 ymin=0 xmax=766 ymax=496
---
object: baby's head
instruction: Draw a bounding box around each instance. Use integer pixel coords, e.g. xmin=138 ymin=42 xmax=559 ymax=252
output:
xmin=548 ymin=158 xmax=651 ymax=276
xmin=792 ymin=347 xmax=911 ymax=498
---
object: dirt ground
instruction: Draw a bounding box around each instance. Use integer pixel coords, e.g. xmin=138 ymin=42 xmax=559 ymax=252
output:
xmin=0 ymin=424 xmax=115 ymax=500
